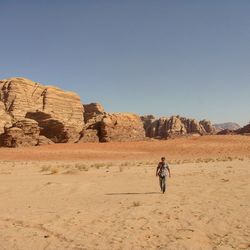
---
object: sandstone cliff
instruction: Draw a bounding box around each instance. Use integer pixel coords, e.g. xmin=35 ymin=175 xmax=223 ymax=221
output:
xmin=0 ymin=77 xmax=219 ymax=147
xmin=78 ymin=103 xmax=105 ymax=143
xmin=141 ymin=115 xmax=215 ymax=139
xmin=100 ymin=113 xmax=145 ymax=142
xmin=0 ymin=77 xmax=84 ymax=145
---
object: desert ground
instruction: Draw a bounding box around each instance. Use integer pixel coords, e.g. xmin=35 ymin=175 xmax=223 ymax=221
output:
xmin=0 ymin=135 xmax=250 ymax=250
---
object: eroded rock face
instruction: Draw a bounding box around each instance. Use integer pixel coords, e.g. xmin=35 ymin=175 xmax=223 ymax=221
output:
xmin=83 ymin=103 xmax=105 ymax=123
xmin=199 ymin=120 xmax=215 ymax=134
xmin=0 ymin=101 xmax=12 ymax=134
xmin=237 ymin=123 xmax=250 ymax=134
xmin=38 ymin=136 xmax=54 ymax=146
xmin=78 ymin=129 xmax=99 ymax=143
xmin=26 ymin=111 xmax=80 ymax=143
xmin=0 ymin=77 xmax=84 ymax=144
xmin=0 ymin=119 xmax=40 ymax=147
xmin=217 ymin=129 xmax=236 ymax=135
xmin=99 ymin=113 xmax=145 ymax=142
xmin=79 ymin=103 xmax=106 ymax=142
xmin=141 ymin=115 xmax=215 ymax=139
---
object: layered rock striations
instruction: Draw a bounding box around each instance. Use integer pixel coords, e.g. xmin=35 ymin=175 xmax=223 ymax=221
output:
xmin=0 ymin=77 xmax=84 ymax=146
xmin=99 ymin=113 xmax=146 ymax=142
xmin=0 ymin=77 xmax=219 ymax=147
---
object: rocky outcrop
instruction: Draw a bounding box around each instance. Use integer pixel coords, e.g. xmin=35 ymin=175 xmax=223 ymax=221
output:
xmin=0 ymin=77 xmax=221 ymax=147
xmin=0 ymin=119 xmax=40 ymax=147
xmin=79 ymin=103 xmax=106 ymax=142
xmin=0 ymin=101 xmax=12 ymax=134
xmin=78 ymin=129 xmax=99 ymax=143
xmin=237 ymin=123 xmax=250 ymax=134
xmin=37 ymin=136 xmax=54 ymax=146
xmin=217 ymin=129 xmax=237 ymax=135
xmin=83 ymin=103 xmax=105 ymax=123
xmin=26 ymin=111 xmax=81 ymax=143
xmin=99 ymin=113 xmax=145 ymax=142
xmin=141 ymin=115 xmax=215 ymax=139
xmin=199 ymin=120 xmax=215 ymax=134
xmin=0 ymin=77 xmax=84 ymax=144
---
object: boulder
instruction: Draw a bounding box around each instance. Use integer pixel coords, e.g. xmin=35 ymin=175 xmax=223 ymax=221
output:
xmin=78 ymin=129 xmax=99 ymax=143
xmin=0 ymin=118 xmax=40 ymax=147
xmin=99 ymin=113 xmax=145 ymax=142
xmin=38 ymin=136 xmax=54 ymax=146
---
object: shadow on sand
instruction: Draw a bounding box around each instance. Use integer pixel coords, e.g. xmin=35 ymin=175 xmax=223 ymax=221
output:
xmin=105 ymin=192 xmax=160 ymax=195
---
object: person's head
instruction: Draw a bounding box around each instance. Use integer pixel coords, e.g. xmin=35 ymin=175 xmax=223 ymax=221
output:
xmin=161 ymin=157 xmax=165 ymax=162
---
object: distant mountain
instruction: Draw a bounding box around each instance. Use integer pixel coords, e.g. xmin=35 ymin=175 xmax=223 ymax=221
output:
xmin=213 ymin=122 xmax=241 ymax=132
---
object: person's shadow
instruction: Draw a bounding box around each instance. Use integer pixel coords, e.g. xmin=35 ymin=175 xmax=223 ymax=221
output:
xmin=105 ymin=192 xmax=160 ymax=195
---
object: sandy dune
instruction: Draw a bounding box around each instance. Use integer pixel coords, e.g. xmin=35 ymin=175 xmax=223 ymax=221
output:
xmin=0 ymin=135 xmax=250 ymax=250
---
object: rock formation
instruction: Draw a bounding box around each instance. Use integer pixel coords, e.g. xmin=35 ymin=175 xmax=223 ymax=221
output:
xmin=217 ymin=123 xmax=249 ymax=135
xmin=0 ymin=118 xmax=40 ymax=147
xmin=237 ymin=123 xmax=250 ymax=134
xmin=99 ymin=113 xmax=145 ymax=142
xmin=217 ymin=129 xmax=237 ymax=135
xmin=0 ymin=77 xmax=84 ymax=145
xmin=141 ymin=115 xmax=215 ymax=139
xmin=78 ymin=103 xmax=106 ymax=142
xmin=199 ymin=120 xmax=215 ymax=134
xmin=83 ymin=103 xmax=105 ymax=123
xmin=0 ymin=77 xmax=221 ymax=147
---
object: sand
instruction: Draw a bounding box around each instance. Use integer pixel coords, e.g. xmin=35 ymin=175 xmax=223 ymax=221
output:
xmin=0 ymin=135 xmax=250 ymax=250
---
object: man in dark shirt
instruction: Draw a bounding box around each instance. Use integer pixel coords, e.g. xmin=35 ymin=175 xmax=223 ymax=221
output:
xmin=156 ymin=157 xmax=171 ymax=193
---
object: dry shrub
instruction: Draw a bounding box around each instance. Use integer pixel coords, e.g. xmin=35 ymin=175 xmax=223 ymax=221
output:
xmin=50 ymin=167 xmax=59 ymax=174
xmin=132 ymin=201 xmax=141 ymax=207
xmin=91 ymin=163 xmax=106 ymax=169
xmin=40 ymin=165 xmax=51 ymax=172
xmin=75 ymin=163 xmax=89 ymax=171
xmin=63 ymin=169 xmax=78 ymax=175
xmin=120 ymin=162 xmax=130 ymax=167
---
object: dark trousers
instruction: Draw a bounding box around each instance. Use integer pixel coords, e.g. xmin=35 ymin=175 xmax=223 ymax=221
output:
xmin=159 ymin=176 xmax=166 ymax=193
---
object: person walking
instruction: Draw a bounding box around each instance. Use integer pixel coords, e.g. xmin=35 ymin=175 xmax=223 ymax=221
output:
xmin=156 ymin=157 xmax=171 ymax=193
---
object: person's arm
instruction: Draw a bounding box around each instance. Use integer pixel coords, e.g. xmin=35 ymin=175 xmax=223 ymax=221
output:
xmin=156 ymin=164 xmax=160 ymax=176
xmin=167 ymin=166 xmax=171 ymax=178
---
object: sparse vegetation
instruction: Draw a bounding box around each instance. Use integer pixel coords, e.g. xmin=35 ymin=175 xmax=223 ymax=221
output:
xmin=50 ymin=167 xmax=59 ymax=174
xmin=132 ymin=201 xmax=141 ymax=207
xmin=40 ymin=165 xmax=51 ymax=172
xmin=75 ymin=163 xmax=89 ymax=171
xmin=120 ymin=162 xmax=130 ymax=167
xmin=91 ymin=163 xmax=106 ymax=169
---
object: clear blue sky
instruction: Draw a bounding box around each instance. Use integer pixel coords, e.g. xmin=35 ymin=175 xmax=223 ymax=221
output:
xmin=0 ymin=0 xmax=249 ymax=126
